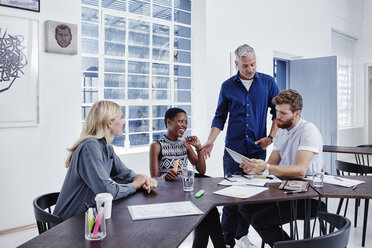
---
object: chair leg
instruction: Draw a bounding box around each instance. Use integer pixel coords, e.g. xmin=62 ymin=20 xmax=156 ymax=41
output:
xmin=261 ymin=240 xmax=265 ymax=248
xmin=336 ymin=198 xmax=344 ymax=215
xmin=362 ymin=199 xmax=369 ymax=247
xmin=355 ymin=199 xmax=359 ymax=228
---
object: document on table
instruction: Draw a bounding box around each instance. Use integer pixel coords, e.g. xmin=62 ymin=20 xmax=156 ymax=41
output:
xmin=323 ymin=175 xmax=365 ymax=188
xmin=128 ymin=201 xmax=203 ymax=220
xmin=219 ymin=175 xmax=281 ymax=187
xmin=214 ymin=185 xmax=268 ymax=199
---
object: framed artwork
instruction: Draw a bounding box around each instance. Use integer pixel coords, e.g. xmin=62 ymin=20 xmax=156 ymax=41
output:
xmin=0 ymin=0 xmax=40 ymax=12
xmin=0 ymin=15 xmax=39 ymax=128
xmin=45 ymin=20 xmax=77 ymax=55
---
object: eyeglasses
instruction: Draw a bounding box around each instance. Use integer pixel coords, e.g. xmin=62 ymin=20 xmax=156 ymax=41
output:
xmin=224 ymin=172 xmax=242 ymax=182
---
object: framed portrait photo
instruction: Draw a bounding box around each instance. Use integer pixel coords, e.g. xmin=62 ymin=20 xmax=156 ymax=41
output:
xmin=0 ymin=0 xmax=40 ymax=12
xmin=45 ymin=20 xmax=77 ymax=55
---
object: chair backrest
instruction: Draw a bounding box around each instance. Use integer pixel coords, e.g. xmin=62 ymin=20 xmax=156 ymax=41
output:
xmin=335 ymin=159 xmax=372 ymax=176
xmin=355 ymin=144 xmax=372 ymax=166
xmin=273 ymin=212 xmax=351 ymax=248
xmin=33 ymin=192 xmax=63 ymax=234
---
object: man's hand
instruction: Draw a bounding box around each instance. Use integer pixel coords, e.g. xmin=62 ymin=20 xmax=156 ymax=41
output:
xmin=240 ymin=158 xmax=266 ymax=175
xmin=255 ymin=137 xmax=272 ymax=150
xmin=132 ymin=174 xmax=147 ymax=189
xmin=164 ymin=170 xmax=179 ymax=181
xmin=203 ymin=140 xmax=214 ymax=159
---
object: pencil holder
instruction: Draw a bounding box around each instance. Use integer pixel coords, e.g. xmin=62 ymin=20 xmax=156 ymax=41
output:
xmin=85 ymin=207 xmax=106 ymax=240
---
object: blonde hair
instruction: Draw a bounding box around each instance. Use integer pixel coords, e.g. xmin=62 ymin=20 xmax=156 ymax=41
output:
xmin=65 ymin=100 xmax=121 ymax=168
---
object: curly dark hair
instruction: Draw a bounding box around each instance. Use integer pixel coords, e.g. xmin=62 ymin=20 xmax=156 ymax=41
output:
xmin=272 ymin=89 xmax=303 ymax=112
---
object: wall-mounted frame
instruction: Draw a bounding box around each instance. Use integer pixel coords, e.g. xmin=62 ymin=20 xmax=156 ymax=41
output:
xmin=0 ymin=0 xmax=40 ymax=12
xmin=45 ymin=20 xmax=77 ymax=55
xmin=0 ymin=15 xmax=39 ymax=128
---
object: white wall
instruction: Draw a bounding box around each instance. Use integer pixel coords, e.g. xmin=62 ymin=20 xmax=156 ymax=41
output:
xmin=0 ymin=0 xmax=81 ymax=231
xmin=0 ymin=0 xmax=371 ymax=234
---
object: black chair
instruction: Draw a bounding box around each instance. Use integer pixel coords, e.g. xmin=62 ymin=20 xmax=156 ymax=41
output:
xmin=355 ymin=144 xmax=372 ymax=166
xmin=33 ymin=192 xmax=63 ymax=234
xmin=273 ymin=212 xmax=350 ymax=248
xmin=335 ymin=160 xmax=372 ymax=247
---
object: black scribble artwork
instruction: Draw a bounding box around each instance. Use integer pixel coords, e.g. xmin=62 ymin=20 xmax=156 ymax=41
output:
xmin=0 ymin=28 xmax=28 ymax=93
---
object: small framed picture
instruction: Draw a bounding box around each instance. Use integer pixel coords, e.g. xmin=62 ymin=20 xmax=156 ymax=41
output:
xmin=45 ymin=20 xmax=77 ymax=55
xmin=0 ymin=0 xmax=40 ymax=12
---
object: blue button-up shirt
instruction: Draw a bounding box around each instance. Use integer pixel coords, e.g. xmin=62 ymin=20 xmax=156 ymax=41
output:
xmin=212 ymin=72 xmax=279 ymax=155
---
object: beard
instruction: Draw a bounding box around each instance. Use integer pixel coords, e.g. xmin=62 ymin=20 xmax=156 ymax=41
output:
xmin=277 ymin=117 xmax=295 ymax=129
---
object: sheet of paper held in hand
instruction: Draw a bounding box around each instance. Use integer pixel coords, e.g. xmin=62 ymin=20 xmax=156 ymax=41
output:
xmin=128 ymin=201 xmax=203 ymax=220
xmin=323 ymin=175 xmax=365 ymax=188
xmin=213 ymin=185 xmax=268 ymax=199
xmin=225 ymin=147 xmax=252 ymax=164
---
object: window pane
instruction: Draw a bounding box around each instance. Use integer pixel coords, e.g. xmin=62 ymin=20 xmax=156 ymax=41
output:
xmin=152 ymin=63 xmax=169 ymax=75
xmin=174 ymin=65 xmax=191 ymax=76
xmin=81 ymin=106 xmax=91 ymax=121
xmin=174 ymin=10 xmax=191 ymax=25
xmin=174 ymin=37 xmax=190 ymax=50
xmin=128 ymin=45 xmax=149 ymax=58
xmin=128 ymin=89 xmax=149 ymax=99
xmin=152 ymin=90 xmax=168 ymax=99
xmin=129 ymin=20 xmax=150 ymax=32
xmin=103 ymin=0 xmax=126 ymax=11
xmin=120 ymin=106 xmax=126 ymax=119
xmin=104 ymin=59 xmax=125 ymax=73
xmin=104 ymin=89 xmax=125 ymax=99
xmin=105 ymin=15 xmax=126 ymax=29
xmin=153 ymin=35 xmax=169 ymax=47
xmin=152 ymin=119 xmax=166 ymax=131
xmin=153 ymin=0 xmax=171 ymax=7
xmin=153 ymin=5 xmax=171 ymax=21
xmin=153 ymin=24 xmax=169 ymax=36
xmin=153 ymin=48 xmax=169 ymax=61
xmin=82 ymin=7 xmax=98 ymax=23
xmin=82 ymin=57 xmax=98 ymax=71
xmin=112 ymin=135 xmax=125 ymax=147
xmin=184 ymin=129 xmax=191 ymax=137
xmin=82 ymin=38 xmax=99 ymax=54
xmin=82 ymin=72 xmax=98 ymax=87
xmin=129 ymin=106 xmax=149 ymax=118
xmin=177 ymin=105 xmax=191 ymax=115
xmin=174 ymin=77 xmax=190 ymax=89
xmin=128 ymin=61 xmax=149 ymax=74
xmin=153 ymin=132 xmax=166 ymax=141
xmin=175 ymin=90 xmax=191 ymax=102
xmin=82 ymin=89 xmax=98 ymax=103
xmin=105 ymin=42 xmax=125 ymax=56
xmin=174 ymin=0 xmax=191 ymax=11
xmin=129 ymin=0 xmax=150 ymax=16
xmin=129 ymin=31 xmax=149 ymax=45
xmin=153 ymin=76 xmax=169 ymax=88
xmin=82 ymin=23 xmax=98 ymax=38
xmin=82 ymin=0 xmax=98 ymax=6
xmin=152 ymin=105 xmax=170 ymax=118
xmin=128 ymin=75 xmax=149 ymax=87
xmin=105 ymin=27 xmax=126 ymax=42
xmin=129 ymin=133 xmax=149 ymax=146
xmin=174 ymin=25 xmax=191 ymax=38
xmin=129 ymin=120 xmax=149 ymax=132
xmin=104 ymin=74 xmax=125 ymax=87
xmin=174 ymin=50 xmax=190 ymax=63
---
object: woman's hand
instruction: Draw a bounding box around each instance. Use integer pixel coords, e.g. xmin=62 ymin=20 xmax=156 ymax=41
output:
xmin=164 ymin=170 xmax=180 ymax=181
xmin=186 ymin=136 xmax=202 ymax=150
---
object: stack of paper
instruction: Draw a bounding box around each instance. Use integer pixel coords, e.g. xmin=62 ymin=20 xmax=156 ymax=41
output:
xmin=214 ymin=185 xmax=268 ymax=199
xmin=323 ymin=175 xmax=365 ymax=188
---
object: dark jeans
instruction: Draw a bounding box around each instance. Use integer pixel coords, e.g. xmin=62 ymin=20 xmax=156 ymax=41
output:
xmin=239 ymin=199 xmax=327 ymax=247
xmin=221 ymin=149 xmax=266 ymax=246
xmin=192 ymin=173 xmax=225 ymax=248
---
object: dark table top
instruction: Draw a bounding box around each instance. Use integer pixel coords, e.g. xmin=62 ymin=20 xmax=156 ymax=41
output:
xmin=20 ymin=177 xmax=318 ymax=248
xmin=323 ymin=145 xmax=372 ymax=155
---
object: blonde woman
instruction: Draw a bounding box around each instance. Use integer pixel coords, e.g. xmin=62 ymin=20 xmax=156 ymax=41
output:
xmin=54 ymin=101 xmax=157 ymax=221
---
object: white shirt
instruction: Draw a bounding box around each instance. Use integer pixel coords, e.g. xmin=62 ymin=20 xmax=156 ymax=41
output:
xmin=240 ymin=78 xmax=253 ymax=91
xmin=273 ymin=119 xmax=323 ymax=175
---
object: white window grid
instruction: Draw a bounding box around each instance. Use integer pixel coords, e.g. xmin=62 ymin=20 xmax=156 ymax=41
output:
xmin=81 ymin=0 xmax=192 ymax=148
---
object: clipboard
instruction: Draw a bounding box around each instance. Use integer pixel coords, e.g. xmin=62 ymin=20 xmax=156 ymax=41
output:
xmin=225 ymin=147 xmax=251 ymax=164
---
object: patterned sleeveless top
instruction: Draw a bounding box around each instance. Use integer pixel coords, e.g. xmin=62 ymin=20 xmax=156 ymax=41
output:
xmin=157 ymin=135 xmax=188 ymax=176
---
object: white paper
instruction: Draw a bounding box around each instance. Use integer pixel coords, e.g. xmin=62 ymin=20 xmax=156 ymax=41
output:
xmin=128 ymin=201 xmax=203 ymax=220
xmin=225 ymin=147 xmax=251 ymax=164
xmin=323 ymin=175 xmax=365 ymax=188
xmin=213 ymin=185 xmax=268 ymax=199
xmin=219 ymin=176 xmax=269 ymax=187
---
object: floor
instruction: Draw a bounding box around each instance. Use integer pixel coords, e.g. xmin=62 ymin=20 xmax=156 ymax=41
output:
xmin=1 ymin=198 xmax=371 ymax=248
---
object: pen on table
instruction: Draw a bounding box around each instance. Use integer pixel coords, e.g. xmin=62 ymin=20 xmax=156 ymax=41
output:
xmin=352 ymin=184 xmax=358 ymax=190
xmin=253 ymin=175 xmax=273 ymax=180
xmin=334 ymin=176 xmax=344 ymax=181
xmin=284 ymin=190 xmax=305 ymax=194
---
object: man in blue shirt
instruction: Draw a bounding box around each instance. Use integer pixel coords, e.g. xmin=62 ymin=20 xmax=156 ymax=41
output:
xmin=204 ymin=44 xmax=279 ymax=248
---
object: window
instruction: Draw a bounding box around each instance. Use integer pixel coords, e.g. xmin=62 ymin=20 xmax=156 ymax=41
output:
xmin=331 ymin=31 xmax=356 ymax=129
xmin=81 ymin=0 xmax=192 ymax=148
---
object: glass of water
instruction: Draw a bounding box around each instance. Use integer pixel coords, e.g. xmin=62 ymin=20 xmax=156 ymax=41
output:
xmin=313 ymin=170 xmax=325 ymax=187
xmin=182 ymin=164 xmax=195 ymax=192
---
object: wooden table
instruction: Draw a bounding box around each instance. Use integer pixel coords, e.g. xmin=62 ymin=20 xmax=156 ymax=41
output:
xmin=19 ymin=177 xmax=319 ymax=248
xmin=323 ymin=145 xmax=372 ymax=155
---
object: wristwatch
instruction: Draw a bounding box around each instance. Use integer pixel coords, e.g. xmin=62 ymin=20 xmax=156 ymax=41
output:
xmin=263 ymin=163 xmax=270 ymax=175
xmin=268 ymin=135 xmax=274 ymax=142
